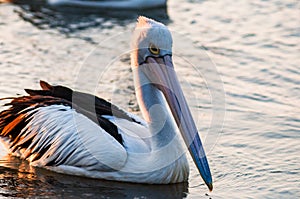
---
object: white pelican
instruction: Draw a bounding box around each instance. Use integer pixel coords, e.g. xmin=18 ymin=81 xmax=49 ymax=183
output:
xmin=47 ymin=0 xmax=166 ymax=9
xmin=0 ymin=16 xmax=213 ymax=191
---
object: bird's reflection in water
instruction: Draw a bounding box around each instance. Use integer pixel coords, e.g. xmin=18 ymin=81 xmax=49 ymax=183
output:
xmin=10 ymin=0 xmax=170 ymax=35
xmin=0 ymin=155 xmax=188 ymax=198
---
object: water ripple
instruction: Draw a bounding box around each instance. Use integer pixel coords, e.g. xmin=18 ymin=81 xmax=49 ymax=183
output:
xmin=0 ymin=0 xmax=299 ymax=198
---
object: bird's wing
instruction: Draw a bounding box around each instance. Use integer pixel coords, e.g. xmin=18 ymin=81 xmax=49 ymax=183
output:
xmin=0 ymin=81 xmax=150 ymax=171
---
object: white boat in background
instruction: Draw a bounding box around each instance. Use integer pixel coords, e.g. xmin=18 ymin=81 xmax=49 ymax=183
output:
xmin=48 ymin=0 xmax=167 ymax=9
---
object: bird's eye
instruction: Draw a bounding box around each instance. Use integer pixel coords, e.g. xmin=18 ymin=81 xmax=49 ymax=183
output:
xmin=149 ymin=44 xmax=160 ymax=55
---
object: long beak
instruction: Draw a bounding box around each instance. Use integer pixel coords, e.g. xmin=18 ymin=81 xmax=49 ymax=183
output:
xmin=142 ymin=55 xmax=213 ymax=191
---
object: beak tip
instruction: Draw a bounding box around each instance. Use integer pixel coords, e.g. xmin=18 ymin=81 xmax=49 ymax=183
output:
xmin=208 ymin=183 xmax=213 ymax=191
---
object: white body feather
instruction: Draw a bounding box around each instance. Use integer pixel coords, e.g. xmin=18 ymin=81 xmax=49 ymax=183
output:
xmin=7 ymin=104 xmax=189 ymax=184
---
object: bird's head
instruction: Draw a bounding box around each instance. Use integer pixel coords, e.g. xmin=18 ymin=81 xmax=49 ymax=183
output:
xmin=131 ymin=16 xmax=172 ymax=67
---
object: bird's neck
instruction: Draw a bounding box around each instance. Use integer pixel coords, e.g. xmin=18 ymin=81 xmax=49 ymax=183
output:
xmin=133 ymin=68 xmax=183 ymax=150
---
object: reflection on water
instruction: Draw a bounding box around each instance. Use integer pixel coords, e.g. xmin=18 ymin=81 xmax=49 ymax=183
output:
xmin=0 ymin=156 xmax=188 ymax=198
xmin=12 ymin=0 xmax=169 ymax=36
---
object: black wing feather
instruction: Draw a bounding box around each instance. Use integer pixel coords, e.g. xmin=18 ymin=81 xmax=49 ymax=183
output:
xmin=0 ymin=80 xmax=143 ymax=164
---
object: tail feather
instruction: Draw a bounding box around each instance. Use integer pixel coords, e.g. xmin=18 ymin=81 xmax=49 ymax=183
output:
xmin=40 ymin=80 xmax=53 ymax=91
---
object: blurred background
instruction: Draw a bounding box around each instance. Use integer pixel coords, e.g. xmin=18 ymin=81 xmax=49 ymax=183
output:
xmin=0 ymin=0 xmax=299 ymax=198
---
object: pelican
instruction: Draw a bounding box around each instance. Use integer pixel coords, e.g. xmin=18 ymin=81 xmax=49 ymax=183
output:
xmin=0 ymin=16 xmax=213 ymax=191
xmin=47 ymin=0 xmax=166 ymax=9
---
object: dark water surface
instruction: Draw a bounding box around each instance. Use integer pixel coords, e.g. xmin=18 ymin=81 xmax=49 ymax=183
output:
xmin=0 ymin=0 xmax=299 ymax=198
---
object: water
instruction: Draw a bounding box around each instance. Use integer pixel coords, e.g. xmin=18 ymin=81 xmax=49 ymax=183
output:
xmin=0 ymin=0 xmax=299 ymax=198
